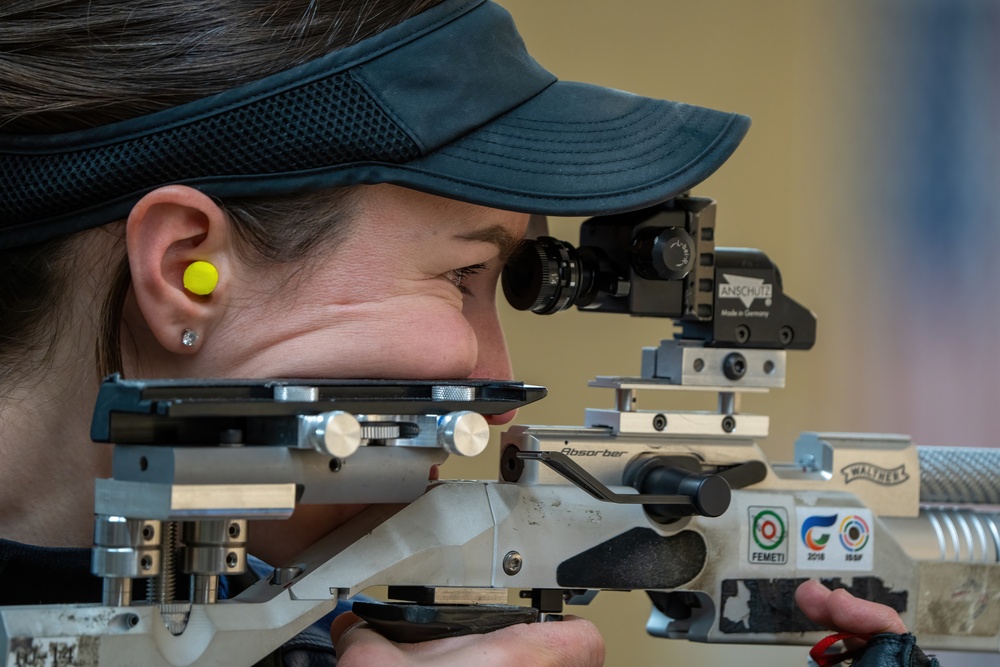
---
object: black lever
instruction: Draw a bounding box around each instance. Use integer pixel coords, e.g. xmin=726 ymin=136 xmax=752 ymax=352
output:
xmin=518 ymin=450 xmax=767 ymax=523
xmin=516 ymin=451 xmax=691 ymax=506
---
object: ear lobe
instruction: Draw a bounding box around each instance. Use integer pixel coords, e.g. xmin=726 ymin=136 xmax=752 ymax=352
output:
xmin=126 ymin=186 xmax=232 ymax=354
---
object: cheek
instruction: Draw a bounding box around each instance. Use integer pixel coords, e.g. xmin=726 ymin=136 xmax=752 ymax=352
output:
xmin=376 ymin=305 xmax=480 ymax=379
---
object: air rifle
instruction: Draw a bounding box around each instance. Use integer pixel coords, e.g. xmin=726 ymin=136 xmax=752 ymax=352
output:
xmin=1 ymin=196 xmax=997 ymax=665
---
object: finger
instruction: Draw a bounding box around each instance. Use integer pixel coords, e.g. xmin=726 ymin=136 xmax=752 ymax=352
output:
xmin=330 ymin=611 xmax=362 ymax=647
xmin=330 ymin=612 xmax=381 ymax=656
xmin=824 ymin=588 xmax=907 ymax=635
xmin=795 ymin=581 xmax=907 ymax=635
xmin=335 ymin=614 xmax=605 ymax=667
xmin=795 ymin=579 xmax=836 ymax=628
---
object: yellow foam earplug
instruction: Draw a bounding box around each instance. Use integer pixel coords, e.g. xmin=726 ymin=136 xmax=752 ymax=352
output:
xmin=183 ymin=260 xmax=219 ymax=296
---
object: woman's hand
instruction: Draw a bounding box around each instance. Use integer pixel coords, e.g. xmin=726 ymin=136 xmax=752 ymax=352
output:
xmin=331 ymin=612 xmax=605 ymax=667
xmin=795 ymin=579 xmax=907 ymax=635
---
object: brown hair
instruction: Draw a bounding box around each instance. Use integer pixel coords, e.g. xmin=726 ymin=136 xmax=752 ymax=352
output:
xmin=0 ymin=0 xmax=442 ymax=379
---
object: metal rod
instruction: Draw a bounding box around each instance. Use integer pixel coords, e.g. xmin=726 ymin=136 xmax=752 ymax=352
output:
xmin=191 ymin=574 xmax=219 ymax=604
xmin=102 ymin=578 xmax=133 ymax=607
xmin=616 ymin=388 xmax=636 ymax=412
xmin=718 ymin=391 xmax=740 ymax=415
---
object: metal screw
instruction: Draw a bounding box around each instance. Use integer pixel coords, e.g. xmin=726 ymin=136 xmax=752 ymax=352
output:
xmin=721 ymin=416 xmax=737 ymax=433
xmin=142 ymin=524 xmax=155 ymax=541
xmin=693 ymin=358 xmax=705 ymax=372
xmin=140 ymin=555 xmax=153 ymax=571
xmin=329 ymin=457 xmax=343 ymax=473
xmin=225 ymin=552 xmax=239 ymax=569
xmin=763 ymin=360 xmax=775 ymax=374
xmin=722 ymin=352 xmax=748 ymax=380
xmin=652 ymin=414 xmax=667 ymax=431
xmin=126 ymin=613 xmax=140 ymax=629
xmin=735 ymin=325 xmax=750 ymax=344
xmin=503 ymin=551 xmax=523 ymax=575
xmin=779 ymin=326 xmax=794 ymax=345
xmin=228 ymin=522 xmax=241 ymax=539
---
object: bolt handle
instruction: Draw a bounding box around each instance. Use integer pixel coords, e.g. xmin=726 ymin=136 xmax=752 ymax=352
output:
xmin=626 ymin=455 xmax=768 ymax=524
xmin=635 ymin=464 xmax=731 ymax=523
xmin=517 ymin=451 xmax=690 ymax=506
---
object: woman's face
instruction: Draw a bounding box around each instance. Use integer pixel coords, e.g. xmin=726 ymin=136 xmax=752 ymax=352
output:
xmin=186 ymin=184 xmax=529 ymax=388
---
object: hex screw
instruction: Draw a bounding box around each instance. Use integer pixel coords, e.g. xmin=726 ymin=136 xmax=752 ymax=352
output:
xmin=503 ymin=551 xmax=523 ymax=576
xmin=722 ymin=352 xmax=748 ymax=381
xmin=652 ymin=414 xmax=668 ymax=431
xmin=693 ymin=358 xmax=705 ymax=372
xmin=721 ymin=416 xmax=737 ymax=433
xmin=735 ymin=325 xmax=751 ymax=344
xmin=779 ymin=326 xmax=794 ymax=345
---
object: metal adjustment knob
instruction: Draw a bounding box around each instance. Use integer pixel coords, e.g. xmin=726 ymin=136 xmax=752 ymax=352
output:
xmin=437 ymin=411 xmax=490 ymax=457
xmin=630 ymin=227 xmax=696 ymax=281
xmin=306 ymin=411 xmax=362 ymax=458
xmin=92 ymin=515 xmax=162 ymax=607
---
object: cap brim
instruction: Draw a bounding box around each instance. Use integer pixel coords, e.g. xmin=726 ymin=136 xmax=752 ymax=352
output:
xmin=0 ymin=0 xmax=751 ymax=248
xmin=384 ymin=81 xmax=750 ymax=216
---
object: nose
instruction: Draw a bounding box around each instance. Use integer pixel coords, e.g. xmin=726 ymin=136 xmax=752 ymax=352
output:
xmin=466 ymin=298 xmax=513 ymax=382
xmin=484 ymin=409 xmax=517 ymax=426
xmin=466 ymin=298 xmax=517 ymax=425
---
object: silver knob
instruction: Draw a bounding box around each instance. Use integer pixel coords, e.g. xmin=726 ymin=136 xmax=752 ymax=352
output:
xmin=437 ymin=411 xmax=490 ymax=457
xmin=307 ymin=411 xmax=362 ymax=458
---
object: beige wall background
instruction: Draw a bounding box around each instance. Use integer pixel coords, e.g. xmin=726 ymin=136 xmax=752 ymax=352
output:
xmin=441 ymin=2 xmax=995 ymax=665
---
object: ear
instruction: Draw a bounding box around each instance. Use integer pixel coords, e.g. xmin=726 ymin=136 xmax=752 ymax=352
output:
xmin=126 ymin=185 xmax=233 ymax=354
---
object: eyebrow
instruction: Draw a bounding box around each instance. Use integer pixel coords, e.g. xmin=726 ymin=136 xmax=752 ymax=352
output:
xmin=453 ymin=225 xmax=523 ymax=262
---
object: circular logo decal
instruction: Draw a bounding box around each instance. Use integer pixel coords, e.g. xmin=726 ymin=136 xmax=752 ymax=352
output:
xmin=839 ymin=515 xmax=870 ymax=552
xmin=752 ymin=509 xmax=786 ymax=551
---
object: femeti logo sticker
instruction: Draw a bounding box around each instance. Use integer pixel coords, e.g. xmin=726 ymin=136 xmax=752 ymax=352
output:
xmin=795 ymin=508 xmax=874 ymax=571
xmin=748 ymin=507 xmax=788 ymax=565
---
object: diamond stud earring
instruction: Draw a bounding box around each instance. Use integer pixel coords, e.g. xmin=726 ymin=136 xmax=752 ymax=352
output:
xmin=181 ymin=329 xmax=199 ymax=347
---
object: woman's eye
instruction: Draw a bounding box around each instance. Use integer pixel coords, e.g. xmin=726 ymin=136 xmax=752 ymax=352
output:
xmin=445 ymin=263 xmax=488 ymax=295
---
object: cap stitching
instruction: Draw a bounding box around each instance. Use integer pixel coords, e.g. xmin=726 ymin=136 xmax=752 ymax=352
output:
xmin=482 ymin=102 xmax=665 ymax=140
xmin=492 ymin=99 xmax=666 ymax=131
xmin=467 ymin=106 xmax=683 ymax=150
xmin=349 ymin=69 xmax=426 ymax=153
xmin=442 ymin=112 xmax=705 ymax=169
xmin=408 ymin=114 xmax=745 ymax=200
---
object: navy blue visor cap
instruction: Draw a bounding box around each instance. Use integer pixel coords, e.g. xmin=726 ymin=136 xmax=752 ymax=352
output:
xmin=0 ymin=0 xmax=751 ymax=249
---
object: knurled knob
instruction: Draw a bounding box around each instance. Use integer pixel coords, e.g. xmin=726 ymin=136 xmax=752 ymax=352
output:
xmin=308 ymin=411 xmax=362 ymax=458
xmin=437 ymin=411 xmax=490 ymax=457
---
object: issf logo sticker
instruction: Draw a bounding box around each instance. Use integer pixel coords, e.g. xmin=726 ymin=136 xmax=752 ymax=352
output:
xmin=795 ymin=508 xmax=874 ymax=571
xmin=748 ymin=507 xmax=788 ymax=564
xmin=839 ymin=515 xmax=870 ymax=552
